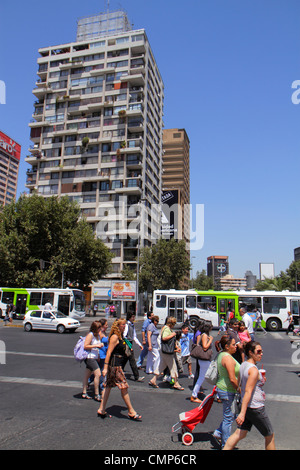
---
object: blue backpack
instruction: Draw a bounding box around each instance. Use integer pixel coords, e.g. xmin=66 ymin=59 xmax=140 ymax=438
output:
xmin=74 ymin=336 xmax=88 ymax=362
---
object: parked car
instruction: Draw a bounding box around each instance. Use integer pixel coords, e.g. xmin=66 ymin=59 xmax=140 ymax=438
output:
xmin=23 ymin=310 xmax=80 ymax=334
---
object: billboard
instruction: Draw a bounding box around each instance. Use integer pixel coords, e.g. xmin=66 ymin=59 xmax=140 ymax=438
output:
xmin=111 ymin=281 xmax=136 ymax=301
xmin=259 ymin=263 xmax=275 ymax=280
xmin=0 ymin=130 xmax=21 ymax=161
xmin=161 ymin=190 xmax=179 ymax=239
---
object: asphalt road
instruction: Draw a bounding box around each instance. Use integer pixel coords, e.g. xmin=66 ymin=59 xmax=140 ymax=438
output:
xmin=0 ymin=315 xmax=300 ymax=454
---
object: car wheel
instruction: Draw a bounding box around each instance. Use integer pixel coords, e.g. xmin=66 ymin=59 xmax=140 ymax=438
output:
xmin=57 ymin=324 xmax=66 ymax=334
xmin=24 ymin=323 xmax=32 ymax=332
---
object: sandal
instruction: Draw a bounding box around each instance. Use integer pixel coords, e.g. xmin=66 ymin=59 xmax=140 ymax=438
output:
xmin=94 ymin=394 xmax=102 ymax=402
xmin=128 ymin=412 xmax=142 ymax=421
xmin=97 ymin=411 xmax=112 ymax=419
xmin=81 ymin=393 xmax=92 ymax=399
xmin=172 ymin=385 xmax=184 ymax=391
xmin=149 ymin=381 xmax=159 ymax=388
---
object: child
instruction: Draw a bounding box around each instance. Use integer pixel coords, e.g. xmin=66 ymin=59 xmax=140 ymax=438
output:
xmin=179 ymin=323 xmax=194 ymax=379
xmin=238 ymin=320 xmax=251 ymax=344
xmin=218 ymin=314 xmax=227 ymax=334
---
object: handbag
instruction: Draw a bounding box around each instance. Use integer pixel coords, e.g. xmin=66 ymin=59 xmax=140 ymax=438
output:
xmin=161 ymin=335 xmax=176 ymax=354
xmin=190 ymin=335 xmax=212 ymax=361
xmin=124 ymin=338 xmax=132 ymax=357
xmin=204 ymin=356 xmax=218 ymax=384
xmin=231 ymin=393 xmax=241 ymax=416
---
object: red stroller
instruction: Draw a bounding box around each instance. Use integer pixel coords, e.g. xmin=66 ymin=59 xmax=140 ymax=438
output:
xmin=172 ymin=386 xmax=217 ymax=446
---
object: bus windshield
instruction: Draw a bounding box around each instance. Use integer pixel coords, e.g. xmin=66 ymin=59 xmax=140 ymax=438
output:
xmin=73 ymin=290 xmax=85 ymax=312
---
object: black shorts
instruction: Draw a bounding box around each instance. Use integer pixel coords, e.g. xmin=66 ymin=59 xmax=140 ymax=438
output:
xmin=85 ymin=358 xmax=100 ymax=372
xmin=238 ymin=406 xmax=274 ymax=437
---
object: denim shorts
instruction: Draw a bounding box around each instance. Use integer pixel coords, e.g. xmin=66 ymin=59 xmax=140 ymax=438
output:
xmin=238 ymin=406 xmax=273 ymax=436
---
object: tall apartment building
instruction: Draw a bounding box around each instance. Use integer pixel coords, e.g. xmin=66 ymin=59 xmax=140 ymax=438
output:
xmin=0 ymin=130 xmax=21 ymax=206
xmin=26 ymin=10 xmax=164 ymax=279
xmin=162 ymin=128 xmax=190 ymax=244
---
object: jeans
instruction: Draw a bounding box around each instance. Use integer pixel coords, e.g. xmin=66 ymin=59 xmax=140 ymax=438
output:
xmin=137 ymin=344 xmax=148 ymax=367
xmin=214 ymin=388 xmax=236 ymax=448
xmin=191 ymin=360 xmax=210 ymax=398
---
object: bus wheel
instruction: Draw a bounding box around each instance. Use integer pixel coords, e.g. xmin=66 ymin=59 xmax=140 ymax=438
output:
xmin=57 ymin=324 xmax=66 ymax=334
xmin=266 ymin=318 xmax=281 ymax=331
xmin=189 ymin=316 xmax=199 ymax=329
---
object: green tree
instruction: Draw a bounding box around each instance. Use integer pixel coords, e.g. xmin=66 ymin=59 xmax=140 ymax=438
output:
xmin=0 ymin=195 xmax=112 ymax=289
xmin=256 ymin=270 xmax=293 ymax=291
xmin=191 ymin=270 xmax=214 ymax=290
xmin=138 ymin=238 xmax=190 ymax=291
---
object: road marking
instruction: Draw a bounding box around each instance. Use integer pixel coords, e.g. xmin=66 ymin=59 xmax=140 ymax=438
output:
xmin=0 ymin=375 xmax=300 ymax=402
xmin=6 ymin=351 xmax=74 ymax=359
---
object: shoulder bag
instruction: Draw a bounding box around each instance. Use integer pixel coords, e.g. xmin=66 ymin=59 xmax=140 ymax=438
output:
xmin=161 ymin=327 xmax=176 ymax=354
xmin=204 ymin=354 xmax=219 ymax=384
xmin=190 ymin=335 xmax=212 ymax=361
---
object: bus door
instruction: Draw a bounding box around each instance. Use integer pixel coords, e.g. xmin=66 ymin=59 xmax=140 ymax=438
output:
xmin=15 ymin=294 xmax=28 ymax=319
xmin=291 ymin=299 xmax=300 ymax=326
xmin=58 ymin=295 xmax=70 ymax=316
xmin=168 ymin=296 xmax=184 ymax=323
xmin=218 ymin=298 xmax=235 ymax=323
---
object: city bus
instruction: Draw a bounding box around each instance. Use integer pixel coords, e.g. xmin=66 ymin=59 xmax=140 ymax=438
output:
xmin=0 ymin=287 xmax=86 ymax=320
xmin=153 ymin=289 xmax=300 ymax=331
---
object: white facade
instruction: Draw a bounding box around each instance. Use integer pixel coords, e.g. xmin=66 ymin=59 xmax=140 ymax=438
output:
xmin=26 ymin=11 xmax=164 ymax=278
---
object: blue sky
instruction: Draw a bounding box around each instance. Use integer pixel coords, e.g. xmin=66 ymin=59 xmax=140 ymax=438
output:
xmin=0 ymin=0 xmax=299 ymax=279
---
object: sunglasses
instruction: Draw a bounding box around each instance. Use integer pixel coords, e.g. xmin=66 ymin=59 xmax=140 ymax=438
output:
xmin=255 ymin=349 xmax=263 ymax=354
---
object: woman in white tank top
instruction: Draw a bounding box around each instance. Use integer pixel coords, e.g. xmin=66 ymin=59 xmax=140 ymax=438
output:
xmin=223 ymin=341 xmax=275 ymax=450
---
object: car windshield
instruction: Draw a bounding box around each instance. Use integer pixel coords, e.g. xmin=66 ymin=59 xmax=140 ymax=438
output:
xmin=51 ymin=310 xmax=67 ymax=318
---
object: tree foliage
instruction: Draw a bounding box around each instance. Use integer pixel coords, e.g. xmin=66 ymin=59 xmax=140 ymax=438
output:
xmin=0 ymin=195 xmax=112 ymax=289
xmin=138 ymin=238 xmax=190 ymax=291
xmin=190 ymin=270 xmax=214 ymax=290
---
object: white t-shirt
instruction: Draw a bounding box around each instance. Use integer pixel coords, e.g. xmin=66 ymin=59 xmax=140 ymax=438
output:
xmin=242 ymin=313 xmax=254 ymax=334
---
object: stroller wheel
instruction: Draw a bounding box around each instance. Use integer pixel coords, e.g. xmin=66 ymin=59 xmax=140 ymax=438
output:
xmin=182 ymin=432 xmax=194 ymax=446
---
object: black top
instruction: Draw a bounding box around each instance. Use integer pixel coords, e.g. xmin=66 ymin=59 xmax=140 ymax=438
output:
xmin=109 ymin=337 xmax=126 ymax=367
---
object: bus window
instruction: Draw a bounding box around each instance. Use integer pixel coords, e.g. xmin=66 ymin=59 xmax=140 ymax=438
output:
xmin=30 ymin=292 xmax=42 ymax=305
xmin=263 ymin=296 xmax=286 ymax=314
xmin=42 ymin=292 xmax=54 ymax=306
xmin=186 ymin=296 xmax=196 ymax=308
xmin=238 ymin=296 xmax=261 ymax=313
xmin=156 ymin=295 xmax=166 ymax=308
xmin=197 ymin=296 xmax=216 ymax=311
xmin=1 ymin=291 xmax=14 ymax=304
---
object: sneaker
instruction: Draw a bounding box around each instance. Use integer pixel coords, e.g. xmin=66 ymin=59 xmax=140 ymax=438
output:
xmin=211 ymin=431 xmax=222 ymax=448
xmin=135 ymin=376 xmax=145 ymax=382
xmin=188 ymin=373 xmax=194 ymax=379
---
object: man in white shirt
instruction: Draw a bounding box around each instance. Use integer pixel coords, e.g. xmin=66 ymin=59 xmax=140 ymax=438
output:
xmin=240 ymin=307 xmax=254 ymax=340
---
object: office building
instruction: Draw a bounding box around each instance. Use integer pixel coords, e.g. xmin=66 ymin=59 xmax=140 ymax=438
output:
xmin=0 ymin=130 xmax=21 ymax=206
xmin=162 ymin=128 xmax=190 ymax=244
xmin=26 ymin=10 xmax=164 ymax=279
xmin=207 ymin=255 xmax=229 ymax=285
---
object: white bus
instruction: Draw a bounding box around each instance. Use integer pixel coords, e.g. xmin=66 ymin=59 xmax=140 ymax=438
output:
xmin=153 ymin=289 xmax=300 ymax=331
xmin=0 ymin=287 xmax=86 ymax=320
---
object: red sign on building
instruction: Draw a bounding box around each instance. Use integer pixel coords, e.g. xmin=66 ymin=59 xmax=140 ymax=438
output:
xmin=0 ymin=130 xmax=21 ymax=161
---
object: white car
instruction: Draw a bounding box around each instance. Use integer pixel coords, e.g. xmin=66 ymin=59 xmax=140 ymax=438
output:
xmin=23 ymin=310 xmax=80 ymax=334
